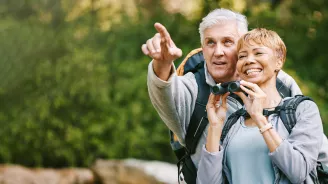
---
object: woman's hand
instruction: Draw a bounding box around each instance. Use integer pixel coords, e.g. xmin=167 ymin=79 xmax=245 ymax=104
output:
xmin=234 ymin=80 xmax=266 ymax=123
xmin=206 ymin=92 xmax=230 ymax=129
xmin=205 ymin=92 xmax=229 ymax=152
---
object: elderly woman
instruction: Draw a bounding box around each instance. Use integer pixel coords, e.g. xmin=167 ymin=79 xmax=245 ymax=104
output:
xmin=197 ymin=28 xmax=324 ymax=184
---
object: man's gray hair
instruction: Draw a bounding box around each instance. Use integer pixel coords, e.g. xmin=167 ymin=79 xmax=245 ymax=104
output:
xmin=199 ymin=8 xmax=248 ymax=45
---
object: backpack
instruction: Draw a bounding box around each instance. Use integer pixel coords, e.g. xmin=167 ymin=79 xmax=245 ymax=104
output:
xmin=171 ymin=48 xmax=293 ymax=184
xmin=220 ymin=95 xmax=328 ymax=184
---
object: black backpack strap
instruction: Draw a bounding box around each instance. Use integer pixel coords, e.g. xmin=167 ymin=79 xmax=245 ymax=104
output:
xmin=170 ymin=131 xmax=185 ymax=159
xmin=175 ymin=61 xmax=210 ymax=184
xmin=278 ymin=95 xmax=313 ymax=133
xmin=317 ymin=162 xmax=328 ymax=183
xmin=220 ymin=108 xmax=246 ymax=143
xmin=183 ymin=51 xmax=205 ymax=74
xmin=185 ymin=62 xmax=210 ymax=154
xmin=171 ymin=50 xmax=206 ymax=161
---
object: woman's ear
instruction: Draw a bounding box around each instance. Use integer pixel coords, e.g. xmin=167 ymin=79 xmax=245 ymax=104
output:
xmin=276 ymin=59 xmax=283 ymax=71
xmin=275 ymin=49 xmax=284 ymax=72
xmin=273 ymin=48 xmax=285 ymax=73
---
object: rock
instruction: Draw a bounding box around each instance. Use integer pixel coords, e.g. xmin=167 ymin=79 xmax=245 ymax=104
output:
xmin=0 ymin=165 xmax=37 ymax=184
xmin=0 ymin=165 xmax=94 ymax=184
xmin=124 ymin=158 xmax=178 ymax=184
xmin=91 ymin=159 xmax=169 ymax=184
xmin=0 ymin=159 xmax=179 ymax=184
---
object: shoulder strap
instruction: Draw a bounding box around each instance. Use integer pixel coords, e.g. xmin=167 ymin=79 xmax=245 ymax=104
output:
xmin=176 ymin=48 xmax=203 ymax=76
xmin=171 ymin=49 xmax=204 ymax=144
xmin=220 ymin=108 xmax=246 ymax=143
xmin=185 ymin=62 xmax=210 ymax=154
xmin=279 ymin=95 xmax=313 ymax=133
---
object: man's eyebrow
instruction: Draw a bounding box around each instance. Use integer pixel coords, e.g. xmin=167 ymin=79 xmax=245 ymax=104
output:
xmin=204 ymin=37 xmax=214 ymax=40
xmin=223 ymin=36 xmax=235 ymax=39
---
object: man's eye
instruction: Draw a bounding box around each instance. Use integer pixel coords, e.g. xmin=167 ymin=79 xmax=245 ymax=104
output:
xmin=238 ymin=55 xmax=245 ymax=59
xmin=224 ymin=40 xmax=234 ymax=45
xmin=207 ymin=40 xmax=215 ymax=45
xmin=255 ymin=52 xmax=263 ymax=55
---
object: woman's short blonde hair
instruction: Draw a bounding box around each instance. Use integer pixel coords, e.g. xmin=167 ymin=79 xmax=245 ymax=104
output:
xmin=237 ymin=28 xmax=287 ymax=63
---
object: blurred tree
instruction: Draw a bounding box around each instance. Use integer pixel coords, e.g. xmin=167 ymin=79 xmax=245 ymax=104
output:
xmin=0 ymin=0 xmax=181 ymax=167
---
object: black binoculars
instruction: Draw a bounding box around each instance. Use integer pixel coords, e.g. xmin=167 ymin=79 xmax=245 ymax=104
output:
xmin=211 ymin=81 xmax=243 ymax=95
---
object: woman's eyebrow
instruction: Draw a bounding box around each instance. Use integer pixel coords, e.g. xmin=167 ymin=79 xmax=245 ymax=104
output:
xmin=253 ymin=47 xmax=266 ymax=51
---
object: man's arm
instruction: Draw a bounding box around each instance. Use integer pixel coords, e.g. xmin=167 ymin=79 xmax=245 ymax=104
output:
xmin=147 ymin=61 xmax=198 ymax=145
xmin=143 ymin=23 xmax=197 ymax=145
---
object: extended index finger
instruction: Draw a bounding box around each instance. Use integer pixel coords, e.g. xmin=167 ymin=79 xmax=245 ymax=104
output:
xmin=154 ymin=23 xmax=172 ymax=47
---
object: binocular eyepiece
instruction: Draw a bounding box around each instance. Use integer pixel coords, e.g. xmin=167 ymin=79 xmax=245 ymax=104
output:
xmin=211 ymin=81 xmax=242 ymax=95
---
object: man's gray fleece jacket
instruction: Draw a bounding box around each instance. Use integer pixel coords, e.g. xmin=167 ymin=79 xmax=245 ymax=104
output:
xmin=147 ymin=61 xmax=328 ymax=183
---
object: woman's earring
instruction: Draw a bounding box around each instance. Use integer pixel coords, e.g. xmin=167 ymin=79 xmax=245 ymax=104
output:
xmin=275 ymin=69 xmax=280 ymax=72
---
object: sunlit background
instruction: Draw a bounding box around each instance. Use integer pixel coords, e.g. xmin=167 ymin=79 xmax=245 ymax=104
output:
xmin=0 ymin=0 xmax=327 ymax=170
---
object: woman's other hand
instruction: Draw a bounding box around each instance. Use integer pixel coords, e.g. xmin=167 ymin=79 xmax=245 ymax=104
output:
xmin=206 ymin=92 xmax=229 ymax=128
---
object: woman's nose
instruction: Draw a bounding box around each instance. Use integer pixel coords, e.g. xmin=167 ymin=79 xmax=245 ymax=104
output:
xmin=245 ymin=55 xmax=256 ymax=65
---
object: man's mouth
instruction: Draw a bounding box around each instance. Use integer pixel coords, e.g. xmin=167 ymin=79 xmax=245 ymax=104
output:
xmin=213 ymin=61 xmax=227 ymax=65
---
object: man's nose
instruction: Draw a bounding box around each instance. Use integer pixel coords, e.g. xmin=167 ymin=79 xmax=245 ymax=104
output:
xmin=214 ymin=44 xmax=224 ymax=56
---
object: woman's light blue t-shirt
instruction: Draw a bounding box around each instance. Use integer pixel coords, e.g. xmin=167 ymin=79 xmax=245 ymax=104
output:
xmin=226 ymin=118 xmax=275 ymax=184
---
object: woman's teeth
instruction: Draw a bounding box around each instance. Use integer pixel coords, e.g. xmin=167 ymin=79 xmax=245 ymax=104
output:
xmin=246 ymin=69 xmax=262 ymax=75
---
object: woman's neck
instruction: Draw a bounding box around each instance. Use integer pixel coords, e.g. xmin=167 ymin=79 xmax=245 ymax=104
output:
xmin=258 ymin=78 xmax=282 ymax=109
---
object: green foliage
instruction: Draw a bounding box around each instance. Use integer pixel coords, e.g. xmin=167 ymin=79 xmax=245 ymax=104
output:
xmin=0 ymin=0 xmax=178 ymax=167
xmin=0 ymin=0 xmax=327 ymax=167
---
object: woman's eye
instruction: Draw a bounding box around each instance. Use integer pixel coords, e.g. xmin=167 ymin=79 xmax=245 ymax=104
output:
xmin=238 ymin=55 xmax=245 ymax=59
xmin=255 ymin=52 xmax=263 ymax=55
